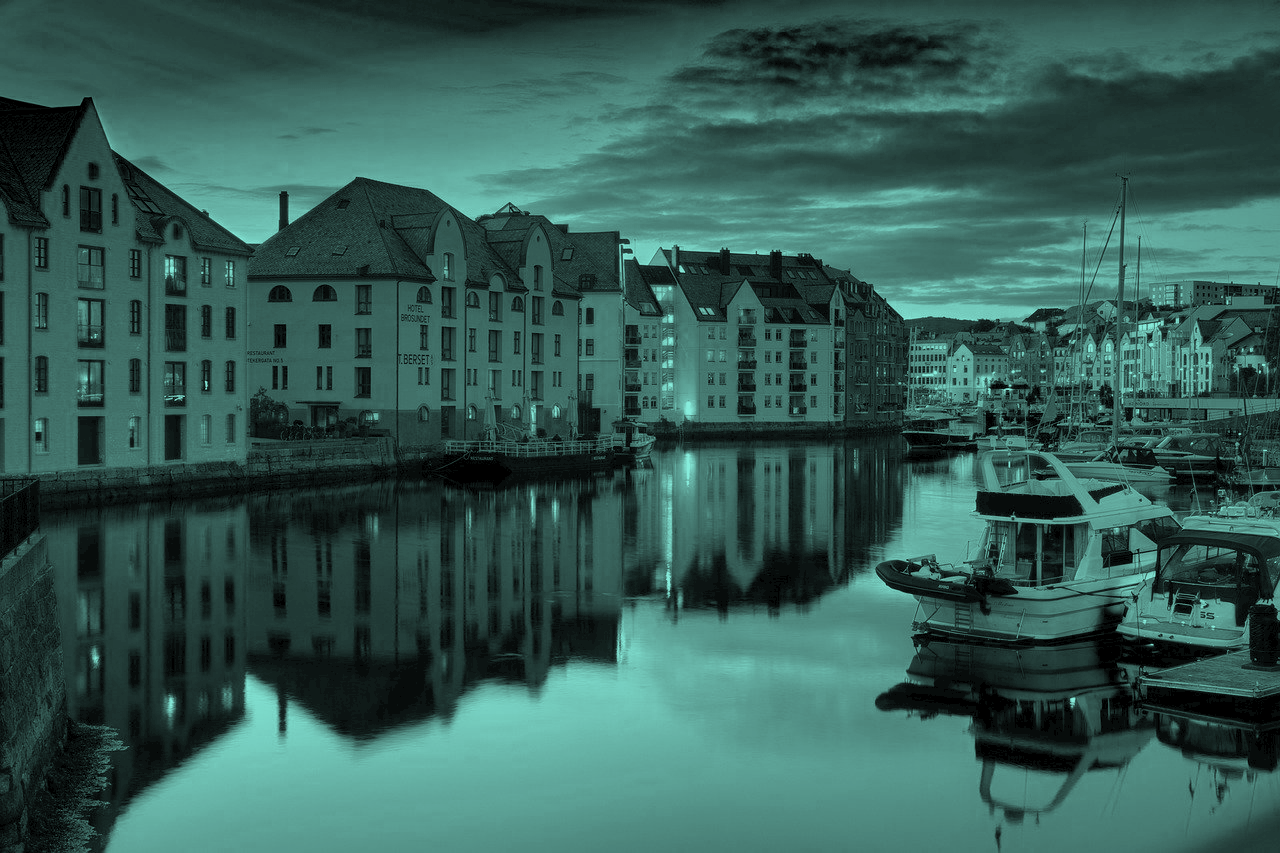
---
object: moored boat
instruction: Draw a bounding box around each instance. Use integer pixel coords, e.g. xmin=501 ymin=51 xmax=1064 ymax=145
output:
xmin=430 ymin=437 xmax=615 ymax=483
xmin=876 ymin=449 xmax=1183 ymax=643
xmin=610 ymin=419 xmax=656 ymax=468
xmin=1061 ymin=440 xmax=1174 ymax=485
xmin=1147 ymin=432 xmax=1237 ymax=482
xmin=902 ymin=407 xmax=978 ymax=456
xmin=1116 ymin=491 xmax=1280 ymax=652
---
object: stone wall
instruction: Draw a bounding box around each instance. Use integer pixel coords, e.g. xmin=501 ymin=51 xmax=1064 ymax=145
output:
xmin=35 ymin=437 xmax=449 ymax=509
xmin=0 ymin=535 xmax=63 ymax=853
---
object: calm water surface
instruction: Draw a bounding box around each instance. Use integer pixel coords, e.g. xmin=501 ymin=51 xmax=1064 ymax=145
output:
xmin=45 ymin=439 xmax=1280 ymax=852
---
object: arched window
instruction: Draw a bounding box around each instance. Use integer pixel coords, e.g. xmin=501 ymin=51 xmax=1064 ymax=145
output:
xmin=312 ymin=285 xmax=337 ymax=302
xmin=465 ymin=291 xmax=480 ymax=308
xmin=467 ymin=405 xmax=477 ymax=421
xmin=443 ymin=252 xmax=454 ymax=280
xmin=417 ymin=286 xmax=432 ymax=304
xmin=418 ymin=405 xmax=430 ymax=423
xmin=268 ymin=285 xmax=293 ymax=302
xmin=512 ymin=296 xmax=525 ymax=312
xmin=552 ymin=301 xmax=564 ymax=316
xmin=552 ymin=405 xmax=561 ymax=419
xmin=511 ymin=405 xmax=522 ymax=421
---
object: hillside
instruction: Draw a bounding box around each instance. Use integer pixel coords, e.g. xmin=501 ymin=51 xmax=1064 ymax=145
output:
xmin=906 ymin=317 xmax=982 ymax=335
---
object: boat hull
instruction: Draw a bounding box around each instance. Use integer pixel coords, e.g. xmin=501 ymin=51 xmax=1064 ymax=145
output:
xmin=431 ymin=439 xmax=615 ymax=483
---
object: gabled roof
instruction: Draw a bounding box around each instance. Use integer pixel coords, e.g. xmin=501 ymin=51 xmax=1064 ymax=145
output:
xmin=0 ymin=97 xmax=86 ymax=227
xmin=114 ymin=154 xmax=251 ymax=255
xmin=478 ymin=209 xmax=622 ymax=300
xmin=250 ymin=177 xmax=507 ymax=281
xmin=655 ymin=247 xmax=842 ymax=324
xmin=623 ymin=259 xmax=663 ymax=316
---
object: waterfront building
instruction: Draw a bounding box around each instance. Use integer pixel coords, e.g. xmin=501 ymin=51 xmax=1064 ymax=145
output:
xmin=620 ymin=258 xmax=667 ymax=423
xmin=0 ymin=96 xmax=251 ymax=473
xmin=946 ymin=341 xmax=1007 ymax=402
xmin=908 ymin=332 xmax=950 ymax=406
xmin=248 ymin=181 xmax=606 ymax=445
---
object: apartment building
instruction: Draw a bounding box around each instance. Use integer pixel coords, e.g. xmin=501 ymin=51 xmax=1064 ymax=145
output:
xmin=0 ymin=96 xmax=251 ymax=473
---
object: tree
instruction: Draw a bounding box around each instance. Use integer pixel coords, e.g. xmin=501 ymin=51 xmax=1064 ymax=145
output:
xmin=249 ymin=387 xmax=288 ymax=437
xmin=1098 ymin=383 xmax=1114 ymax=411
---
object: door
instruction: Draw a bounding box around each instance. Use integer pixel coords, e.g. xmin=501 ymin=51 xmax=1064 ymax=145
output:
xmin=77 ymin=416 xmax=103 ymax=465
xmin=165 ymin=415 xmax=183 ymax=460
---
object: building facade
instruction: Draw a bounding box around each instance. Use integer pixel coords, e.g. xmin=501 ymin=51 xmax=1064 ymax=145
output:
xmin=0 ymin=96 xmax=251 ymax=474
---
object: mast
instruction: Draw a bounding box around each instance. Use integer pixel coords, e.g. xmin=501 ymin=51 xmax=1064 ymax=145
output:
xmin=1114 ymin=176 xmax=1128 ymax=446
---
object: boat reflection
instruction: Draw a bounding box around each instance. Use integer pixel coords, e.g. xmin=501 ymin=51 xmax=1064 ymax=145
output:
xmin=876 ymin=637 xmax=1155 ymax=822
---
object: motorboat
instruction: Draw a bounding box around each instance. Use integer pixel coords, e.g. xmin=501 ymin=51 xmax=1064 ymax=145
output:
xmin=1147 ymin=432 xmax=1237 ymax=481
xmin=1049 ymin=426 xmax=1117 ymax=463
xmin=875 ymin=636 xmax=1154 ymax=823
xmin=1060 ymin=440 xmax=1174 ymax=485
xmin=430 ymin=436 xmax=615 ymax=483
xmin=902 ymin=407 xmax=978 ymax=456
xmin=1116 ymin=491 xmax=1280 ymax=652
xmin=974 ymin=423 xmax=1034 ymax=452
xmin=610 ymin=419 xmax=656 ymax=468
xmin=876 ymin=449 xmax=1183 ymax=643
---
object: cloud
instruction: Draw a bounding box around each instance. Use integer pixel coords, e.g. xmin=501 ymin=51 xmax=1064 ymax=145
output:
xmin=278 ymin=127 xmax=339 ymax=140
xmin=128 ymin=155 xmax=172 ymax=173
xmin=477 ymin=17 xmax=1280 ymax=317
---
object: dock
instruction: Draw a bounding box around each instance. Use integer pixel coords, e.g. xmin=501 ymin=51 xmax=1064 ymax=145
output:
xmin=1138 ymin=649 xmax=1280 ymax=707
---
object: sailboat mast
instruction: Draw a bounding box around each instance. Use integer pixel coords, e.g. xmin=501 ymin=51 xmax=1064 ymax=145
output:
xmin=1114 ymin=176 xmax=1128 ymax=446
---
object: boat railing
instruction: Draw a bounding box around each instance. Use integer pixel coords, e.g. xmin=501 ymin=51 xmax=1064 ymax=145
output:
xmin=444 ymin=437 xmax=614 ymax=458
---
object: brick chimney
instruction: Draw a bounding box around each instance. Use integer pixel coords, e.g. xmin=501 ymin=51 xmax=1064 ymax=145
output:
xmin=769 ymin=250 xmax=782 ymax=280
xmin=671 ymin=244 xmax=680 ymax=273
xmin=278 ymin=191 xmax=289 ymax=232
xmin=721 ymin=247 xmax=731 ymax=275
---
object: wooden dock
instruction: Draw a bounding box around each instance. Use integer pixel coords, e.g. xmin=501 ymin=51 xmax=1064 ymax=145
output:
xmin=1138 ymin=650 xmax=1280 ymax=700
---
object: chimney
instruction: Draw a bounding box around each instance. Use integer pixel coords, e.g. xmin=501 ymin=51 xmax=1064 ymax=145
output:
xmin=721 ymin=247 xmax=731 ymax=275
xmin=278 ymin=191 xmax=289 ymax=232
xmin=769 ymin=250 xmax=782 ymax=280
xmin=671 ymin=244 xmax=680 ymax=273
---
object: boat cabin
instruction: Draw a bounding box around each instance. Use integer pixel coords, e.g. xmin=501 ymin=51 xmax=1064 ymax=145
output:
xmin=1145 ymin=530 xmax=1280 ymax=628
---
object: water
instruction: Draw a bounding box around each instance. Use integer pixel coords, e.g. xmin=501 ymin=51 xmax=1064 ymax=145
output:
xmin=44 ymin=439 xmax=1280 ymax=853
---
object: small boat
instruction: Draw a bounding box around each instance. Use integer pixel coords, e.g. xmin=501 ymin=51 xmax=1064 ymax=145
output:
xmin=902 ymin=407 xmax=978 ymax=456
xmin=876 ymin=449 xmax=1183 ymax=643
xmin=1050 ymin=426 xmax=1118 ymax=463
xmin=876 ymin=636 xmax=1153 ymax=822
xmin=430 ymin=436 xmax=615 ymax=483
xmin=1116 ymin=491 xmax=1280 ymax=652
xmin=1061 ymin=440 xmax=1174 ymax=485
xmin=610 ymin=419 xmax=656 ymax=468
xmin=1147 ymin=432 xmax=1237 ymax=481
xmin=974 ymin=423 xmax=1034 ymax=452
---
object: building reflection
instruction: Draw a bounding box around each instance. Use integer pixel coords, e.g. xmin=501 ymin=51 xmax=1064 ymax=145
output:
xmin=47 ymin=497 xmax=250 ymax=848
xmin=243 ymin=477 xmax=625 ymax=740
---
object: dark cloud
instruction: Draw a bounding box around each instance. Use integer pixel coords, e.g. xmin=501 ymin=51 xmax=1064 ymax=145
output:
xmin=278 ymin=127 xmax=339 ymax=140
xmin=128 ymin=155 xmax=172 ymax=173
xmin=479 ymin=18 xmax=1280 ymax=317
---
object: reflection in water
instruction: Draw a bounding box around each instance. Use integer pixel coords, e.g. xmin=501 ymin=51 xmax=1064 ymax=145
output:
xmin=876 ymin=636 xmax=1155 ymax=824
xmin=43 ymin=438 xmax=907 ymax=848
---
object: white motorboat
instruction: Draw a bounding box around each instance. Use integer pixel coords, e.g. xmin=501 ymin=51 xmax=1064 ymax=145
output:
xmin=1116 ymin=491 xmax=1280 ymax=652
xmin=974 ymin=423 xmax=1034 ymax=452
xmin=902 ymin=407 xmax=978 ymax=456
xmin=876 ymin=449 xmax=1183 ymax=643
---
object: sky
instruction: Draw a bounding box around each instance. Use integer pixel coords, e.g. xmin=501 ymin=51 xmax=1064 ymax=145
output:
xmin=5 ymin=0 xmax=1280 ymax=322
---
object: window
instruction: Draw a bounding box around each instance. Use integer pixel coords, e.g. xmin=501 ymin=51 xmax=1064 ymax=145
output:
xmin=441 ymin=369 xmax=455 ymax=400
xmin=579 ymin=273 xmax=596 ymax=289
xmin=312 ymin=285 xmax=336 ymax=301
xmin=33 ymin=418 xmax=47 ymax=454
xmin=441 ymin=326 xmax=455 ymax=361
xmin=61 ymin=185 xmax=69 ymax=217
xmin=165 ymin=304 xmax=186 ymax=351
xmin=225 ymin=307 xmax=236 ymax=339
xmin=129 ymin=417 xmax=141 ymax=449
xmin=530 ymin=371 xmax=543 ymax=400
xmin=78 ymin=246 xmax=104 ymax=288
xmin=316 ymin=365 xmax=332 ymax=390
xmin=268 ymin=285 xmax=292 ymax=302
xmin=533 ymin=265 xmax=543 ymax=291
xmin=318 ymin=324 xmax=331 ymax=348
xmin=513 ymin=331 xmax=521 ymax=355
xmin=77 ymin=298 xmax=104 ymax=347
xmin=417 ymin=286 xmax=432 ymax=304
xmin=0 ymin=234 xmax=3 ymax=281
xmin=271 ymin=365 xmax=288 ymax=390
xmin=200 ymin=415 xmax=212 ymax=445
xmin=585 ymin=307 xmax=595 ymax=325
xmin=356 ymin=328 xmax=371 ymax=358
xmin=200 ymin=360 xmax=212 ymax=393
xmin=224 ymin=260 xmax=236 ymax=288
xmin=441 ymin=287 xmax=455 ymax=318
xmin=419 ymin=324 xmax=429 ymax=350
xmin=35 ymin=237 xmax=49 ymax=269
xmin=512 ymin=296 xmax=524 ymax=312
xmin=532 ymin=296 xmax=543 ymax=325
xmin=164 ymin=362 xmax=186 ymax=405
xmin=130 ymin=300 xmax=142 ymax=334
xmin=355 ymin=367 xmax=371 ymax=398
xmin=201 ymin=257 xmax=212 ymax=286
xmin=355 ymin=284 xmax=371 ymax=314
xmin=274 ymin=324 xmax=287 ymax=348
xmin=554 ymin=334 xmax=561 ymax=357
xmin=512 ymin=369 xmax=522 ymax=387
xmin=489 ymin=291 xmax=501 ymax=322
xmin=80 ymin=186 xmax=102 ymax=232
xmin=552 ymin=301 xmax=564 ymax=316
xmin=488 ymin=330 xmax=501 ymax=362
xmin=442 ymin=252 xmax=453 ymax=280
xmin=78 ymin=360 xmax=104 ymax=406
xmin=164 ymin=255 xmax=186 ymax=294
xmin=531 ymin=333 xmax=543 ymax=364
xmin=465 ymin=291 xmax=480 ymax=309
xmin=34 ymin=356 xmax=48 ymax=393
xmin=129 ymin=358 xmax=141 ymax=393
xmin=226 ymin=414 xmax=237 ymax=443
xmin=200 ymin=305 xmax=212 ymax=338
xmin=585 ymin=339 xmax=594 ymax=356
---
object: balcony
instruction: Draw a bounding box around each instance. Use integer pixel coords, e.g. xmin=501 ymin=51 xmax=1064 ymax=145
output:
xmin=624 ymin=382 xmax=642 ymax=393
xmin=789 ymin=358 xmax=807 ymax=371
xmin=737 ymin=401 xmax=757 ymax=415
xmin=789 ymin=381 xmax=807 ymax=393
xmin=737 ymin=359 xmax=757 ymax=370
xmin=165 ymin=329 xmax=186 ymax=351
xmin=356 ymin=345 xmax=372 ymax=358
xmin=789 ymin=405 xmax=808 ymax=416
xmin=835 ymin=379 xmax=845 ymax=392
xmin=625 ymin=335 xmax=641 ymax=347
xmin=789 ymin=334 xmax=807 ymax=348
xmin=77 ymin=324 xmax=104 ymax=347
xmin=738 ymin=381 xmax=756 ymax=392
xmin=624 ymin=405 xmax=642 ymax=418
xmin=77 ymin=387 xmax=104 ymax=407
xmin=738 ymin=333 xmax=757 ymax=346
xmin=165 ymin=275 xmax=186 ymax=296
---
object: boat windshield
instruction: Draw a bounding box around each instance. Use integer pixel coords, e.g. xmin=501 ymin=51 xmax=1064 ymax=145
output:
xmin=1154 ymin=541 xmax=1277 ymax=604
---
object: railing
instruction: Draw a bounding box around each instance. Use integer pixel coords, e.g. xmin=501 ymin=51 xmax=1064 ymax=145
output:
xmin=738 ymin=334 xmax=757 ymax=346
xmin=789 ymin=381 xmax=807 ymax=392
xmin=356 ymin=345 xmax=372 ymax=358
xmin=77 ymin=325 xmax=104 ymax=347
xmin=165 ymin=329 xmax=186 ymax=351
xmin=625 ymin=336 xmax=641 ymax=347
xmin=444 ymin=437 xmax=615 ymax=458
xmin=789 ymin=335 xmax=807 ymax=348
xmin=737 ymin=359 xmax=757 ymax=370
xmin=790 ymin=406 xmax=808 ymax=415
xmin=0 ymin=479 xmax=39 ymax=558
xmin=624 ymin=382 xmax=641 ymax=392
xmin=624 ymin=406 xmax=642 ymax=417
xmin=738 ymin=382 xmax=756 ymax=392
xmin=738 ymin=403 xmax=757 ymax=414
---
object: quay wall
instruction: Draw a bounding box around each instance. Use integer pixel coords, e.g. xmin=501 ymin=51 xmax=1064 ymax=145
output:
xmin=651 ymin=418 xmax=902 ymax=442
xmin=0 ymin=534 xmax=63 ymax=853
